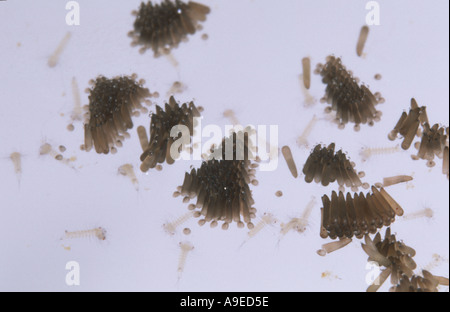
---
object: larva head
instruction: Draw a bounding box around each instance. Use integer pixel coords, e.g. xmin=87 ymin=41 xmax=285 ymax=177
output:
xmin=97 ymin=227 xmax=107 ymax=240
xmin=179 ymin=241 xmax=194 ymax=251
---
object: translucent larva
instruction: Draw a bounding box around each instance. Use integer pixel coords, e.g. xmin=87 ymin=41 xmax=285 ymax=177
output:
xmin=360 ymin=145 xmax=401 ymax=161
xmin=281 ymin=146 xmax=298 ymax=178
xmin=356 ymin=25 xmax=369 ymax=57
xmin=296 ymin=115 xmax=318 ymax=148
xmin=118 ymin=164 xmax=139 ymax=190
xmin=223 ymin=109 xmax=240 ymax=126
xmin=63 ymin=227 xmax=106 ymax=241
xmin=163 ymin=211 xmax=195 ymax=236
xmin=402 ymin=208 xmax=434 ymax=221
xmin=241 ymin=213 xmax=277 ymax=247
xmin=9 ymin=152 xmax=22 ymax=185
xmin=48 ymin=32 xmax=71 ymax=67
xmin=166 ymin=81 xmax=187 ymax=97
xmin=178 ymin=241 xmax=194 ymax=280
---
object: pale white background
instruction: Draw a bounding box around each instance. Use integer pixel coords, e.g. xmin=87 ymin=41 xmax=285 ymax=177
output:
xmin=0 ymin=0 xmax=448 ymax=292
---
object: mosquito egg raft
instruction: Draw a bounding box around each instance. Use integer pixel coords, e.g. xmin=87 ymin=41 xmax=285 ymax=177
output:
xmin=83 ymin=74 xmax=151 ymax=154
xmin=140 ymin=96 xmax=201 ymax=172
xmin=303 ymin=143 xmax=363 ymax=189
xmin=321 ymin=187 xmax=402 ymax=240
xmin=129 ymin=0 xmax=210 ymax=57
xmin=176 ymin=131 xmax=257 ymax=229
xmin=315 ymin=55 xmax=381 ymax=129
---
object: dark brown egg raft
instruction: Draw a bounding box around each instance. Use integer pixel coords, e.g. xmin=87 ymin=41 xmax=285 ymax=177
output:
xmin=303 ymin=143 xmax=365 ymax=191
xmin=129 ymin=0 xmax=210 ymax=56
xmin=84 ymin=74 xmax=151 ymax=154
xmin=176 ymin=131 xmax=258 ymax=230
xmin=320 ymin=187 xmax=403 ymax=240
xmin=315 ymin=56 xmax=382 ymax=130
xmin=388 ymin=98 xmax=428 ymax=150
xmin=390 ymin=271 xmax=449 ymax=292
xmin=414 ymin=122 xmax=448 ymax=168
xmin=362 ymin=228 xmax=450 ymax=292
xmin=140 ymin=96 xmax=201 ymax=172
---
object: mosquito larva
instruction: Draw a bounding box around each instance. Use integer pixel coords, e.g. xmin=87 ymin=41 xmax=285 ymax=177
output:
xmin=178 ymin=241 xmax=194 ymax=279
xmin=48 ymin=32 xmax=71 ymax=67
xmin=360 ymin=145 xmax=401 ymax=161
xmin=297 ymin=115 xmax=318 ymax=148
xmin=118 ymin=164 xmax=138 ymax=190
xmin=241 ymin=213 xmax=277 ymax=247
xmin=317 ymin=238 xmax=352 ymax=256
xmin=281 ymin=146 xmax=298 ymax=178
xmin=356 ymin=25 xmax=369 ymax=57
xmin=163 ymin=211 xmax=195 ymax=236
xmin=402 ymin=208 xmax=434 ymax=220
xmin=223 ymin=109 xmax=240 ymax=126
xmin=9 ymin=152 xmax=22 ymax=184
xmin=382 ymin=175 xmax=413 ymax=187
xmin=302 ymin=57 xmax=311 ymax=90
xmin=63 ymin=227 xmax=106 ymax=241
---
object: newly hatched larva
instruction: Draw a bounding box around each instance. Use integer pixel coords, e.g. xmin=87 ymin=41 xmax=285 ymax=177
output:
xmin=63 ymin=227 xmax=106 ymax=241
xmin=178 ymin=241 xmax=194 ymax=280
xmin=360 ymin=145 xmax=401 ymax=162
xmin=118 ymin=164 xmax=138 ymax=190
xmin=48 ymin=32 xmax=71 ymax=67
xmin=10 ymin=152 xmax=22 ymax=185
xmin=223 ymin=109 xmax=240 ymax=126
xmin=317 ymin=238 xmax=352 ymax=256
xmin=163 ymin=211 xmax=195 ymax=236
xmin=166 ymin=81 xmax=187 ymax=96
xmin=281 ymin=146 xmax=298 ymax=178
xmin=296 ymin=115 xmax=318 ymax=148
xmin=299 ymin=74 xmax=317 ymax=107
xmin=402 ymin=208 xmax=434 ymax=221
xmin=137 ymin=126 xmax=149 ymax=152
xmin=240 ymin=213 xmax=277 ymax=247
xmin=302 ymin=57 xmax=311 ymax=90
xmin=356 ymin=25 xmax=369 ymax=57
xmin=382 ymin=175 xmax=413 ymax=187
xmin=279 ymin=198 xmax=316 ymax=244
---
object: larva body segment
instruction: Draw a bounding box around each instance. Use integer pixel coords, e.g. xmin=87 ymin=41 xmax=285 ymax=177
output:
xmin=402 ymin=208 xmax=434 ymax=221
xmin=64 ymin=227 xmax=107 ymax=241
xmin=360 ymin=145 xmax=400 ymax=162
xmin=84 ymin=75 xmax=151 ymax=154
xmin=129 ymin=0 xmax=210 ymax=57
xmin=48 ymin=32 xmax=71 ymax=67
xmin=356 ymin=26 xmax=369 ymax=57
xmin=281 ymin=146 xmax=298 ymax=178
xmin=163 ymin=211 xmax=195 ymax=235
